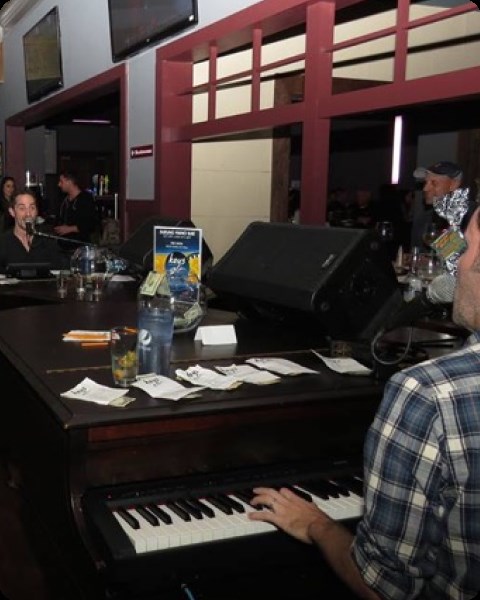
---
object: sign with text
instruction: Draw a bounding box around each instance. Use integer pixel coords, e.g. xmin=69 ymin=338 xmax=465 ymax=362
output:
xmin=130 ymin=144 xmax=154 ymax=159
xmin=154 ymin=226 xmax=202 ymax=283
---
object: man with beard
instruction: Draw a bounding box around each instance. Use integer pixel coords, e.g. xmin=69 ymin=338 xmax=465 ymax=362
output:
xmin=249 ymin=207 xmax=480 ymax=600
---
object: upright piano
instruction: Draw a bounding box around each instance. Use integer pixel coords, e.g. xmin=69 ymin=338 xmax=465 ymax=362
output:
xmin=0 ymin=298 xmax=385 ymax=599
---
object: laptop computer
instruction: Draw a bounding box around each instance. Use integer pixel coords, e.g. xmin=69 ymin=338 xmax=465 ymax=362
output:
xmin=6 ymin=262 xmax=53 ymax=280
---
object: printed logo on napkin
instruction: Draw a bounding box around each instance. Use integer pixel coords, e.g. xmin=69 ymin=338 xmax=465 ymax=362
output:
xmin=175 ymin=365 xmax=242 ymax=390
xmin=246 ymin=357 xmax=318 ymax=376
xmin=61 ymin=377 xmax=131 ymax=405
xmin=132 ymin=374 xmax=203 ymax=400
xmin=215 ymin=363 xmax=280 ymax=385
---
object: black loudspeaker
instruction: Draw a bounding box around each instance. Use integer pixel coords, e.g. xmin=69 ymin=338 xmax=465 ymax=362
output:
xmin=119 ymin=217 xmax=213 ymax=279
xmin=207 ymin=222 xmax=402 ymax=340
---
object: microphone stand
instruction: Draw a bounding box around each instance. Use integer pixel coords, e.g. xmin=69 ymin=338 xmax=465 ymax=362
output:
xmin=31 ymin=229 xmax=91 ymax=246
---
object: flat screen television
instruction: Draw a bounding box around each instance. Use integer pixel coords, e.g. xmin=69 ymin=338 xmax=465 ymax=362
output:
xmin=23 ymin=7 xmax=63 ymax=104
xmin=108 ymin=0 xmax=198 ymax=63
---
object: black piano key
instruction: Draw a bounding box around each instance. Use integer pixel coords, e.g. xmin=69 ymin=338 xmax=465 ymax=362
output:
xmin=146 ymin=503 xmax=173 ymax=524
xmin=281 ymin=484 xmax=312 ymax=502
xmin=301 ymin=479 xmax=340 ymax=500
xmin=332 ymin=476 xmax=364 ymax=497
xmin=231 ymin=490 xmax=263 ymax=510
xmin=117 ymin=508 xmax=140 ymax=530
xmin=233 ymin=489 xmax=254 ymax=504
xmin=222 ymin=494 xmax=245 ymax=513
xmin=187 ymin=498 xmax=215 ymax=518
xmin=135 ymin=505 xmax=159 ymax=526
xmin=166 ymin=501 xmax=191 ymax=521
xmin=328 ymin=480 xmax=351 ymax=497
xmin=205 ymin=495 xmax=233 ymax=515
xmin=175 ymin=498 xmax=204 ymax=520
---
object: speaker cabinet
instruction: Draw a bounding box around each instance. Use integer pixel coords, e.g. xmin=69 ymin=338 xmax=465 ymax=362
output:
xmin=207 ymin=222 xmax=402 ymax=340
xmin=119 ymin=217 xmax=213 ymax=278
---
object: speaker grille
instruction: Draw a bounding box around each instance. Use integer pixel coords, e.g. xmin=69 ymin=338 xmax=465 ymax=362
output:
xmin=208 ymin=221 xmax=401 ymax=340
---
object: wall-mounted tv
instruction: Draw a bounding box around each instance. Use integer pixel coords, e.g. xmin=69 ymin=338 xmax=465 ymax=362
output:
xmin=23 ymin=7 xmax=63 ymax=104
xmin=108 ymin=0 xmax=198 ymax=63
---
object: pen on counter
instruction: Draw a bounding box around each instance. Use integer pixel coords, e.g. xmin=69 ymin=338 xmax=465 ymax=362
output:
xmin=80 ymin=341 xmax=110 ymax=348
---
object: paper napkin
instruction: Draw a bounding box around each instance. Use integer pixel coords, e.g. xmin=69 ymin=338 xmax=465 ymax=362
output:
xmin=175 ymin=365 xmax=242 ymax=390
xmin=311 ymin=349 xmax=372 ymax=375
xmin=61 ymin=377 xmax=131 ymax=406
xmin=132 ymin=374 xmax=203 ymax=400
xmin=246 ymin=357 xmax=318 ymax=376
xmin=215 ymin=363 xmax=280 ymax=385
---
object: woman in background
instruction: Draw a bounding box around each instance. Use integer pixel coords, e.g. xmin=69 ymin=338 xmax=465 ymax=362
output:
xmin=0 ymin=176 xmax=16 ymax=232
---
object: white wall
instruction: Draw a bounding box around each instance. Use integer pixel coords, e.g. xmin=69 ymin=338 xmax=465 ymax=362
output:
xmin=0 ymin=0 xmax=263 ymax=199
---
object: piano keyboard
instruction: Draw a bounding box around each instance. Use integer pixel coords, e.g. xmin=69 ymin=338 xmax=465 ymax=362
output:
xmin=107 ymin=475 xmax=364 ymax=555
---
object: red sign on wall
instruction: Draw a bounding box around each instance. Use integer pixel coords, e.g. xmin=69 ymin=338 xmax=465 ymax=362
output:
xmin=130 ymin=144 xmax=154 ymax=159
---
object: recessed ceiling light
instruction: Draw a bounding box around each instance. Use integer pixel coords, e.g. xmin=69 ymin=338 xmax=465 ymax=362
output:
xmin=72 ymin=118 xmax=111 ymax=124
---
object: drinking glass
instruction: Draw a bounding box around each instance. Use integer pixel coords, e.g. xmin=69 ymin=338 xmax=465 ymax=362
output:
xmin=418 ymin=253 xmax=442 ymax=284
xmin=375 ymin=221 xmax=394 ymax=243
xmin=422 ymin=221 xmax=442 ymax=250
xmin=110 ymin=326 xmax=139 ymax=387
xmin=56 ymin=270 xmax=70 ymax=297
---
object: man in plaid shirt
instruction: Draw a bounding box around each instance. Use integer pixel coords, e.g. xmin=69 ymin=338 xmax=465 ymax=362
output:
xmin=249 ymin=207 xmax=480 ymax=599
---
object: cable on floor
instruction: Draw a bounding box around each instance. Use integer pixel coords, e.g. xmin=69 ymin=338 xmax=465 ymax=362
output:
xmin=181 ymin=583 xmax=198 ymax=600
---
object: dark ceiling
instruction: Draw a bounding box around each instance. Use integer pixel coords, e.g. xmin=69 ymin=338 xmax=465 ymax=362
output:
xmin=44 ymin=92 xmax=120 ymax=128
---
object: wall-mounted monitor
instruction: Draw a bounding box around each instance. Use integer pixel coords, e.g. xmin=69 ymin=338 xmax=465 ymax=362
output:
xmin=23 ymin=7 xmax=64 ymax=104
xmin=108 ymin=0 xmax=198 ymax=63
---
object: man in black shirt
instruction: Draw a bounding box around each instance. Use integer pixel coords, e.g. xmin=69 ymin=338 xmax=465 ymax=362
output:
xmin=0 ymin=190 xmax=69 ymax=273
xmin=54 ymin=171 xmax=98 ymax=246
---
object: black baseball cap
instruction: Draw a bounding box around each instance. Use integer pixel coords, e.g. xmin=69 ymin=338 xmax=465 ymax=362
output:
xmin=413 ymin=161 xmax=463 ymax=180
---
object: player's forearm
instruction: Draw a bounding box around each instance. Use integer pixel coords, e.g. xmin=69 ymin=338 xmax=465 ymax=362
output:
xmin=308 ymin=519 xmax=381 ymax=600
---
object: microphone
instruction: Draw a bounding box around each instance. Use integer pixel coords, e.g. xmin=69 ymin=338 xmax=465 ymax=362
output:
xmin=26 ymin=221 xmax=87 ymax=246
xmin=25 ymin=218 xmax=35 ymax=236
xmin=383 ymin=273 xmax=455 ymax=332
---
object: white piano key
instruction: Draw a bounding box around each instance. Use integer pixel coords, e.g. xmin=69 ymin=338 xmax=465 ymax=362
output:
xmin=129 ymin=508 xmax=170 ymax=551
xmin=113 ymin=510 xmax=148 ymax=554
xmin=111 ymin=476 xmax=364 ymax=555
xmin=298 ymin=486 xmax=364 ymax=520
xmin=229 ymin=495 xmax=276 ymax=534
xmin=201 ymin=499 xmax=242 ymax=538
xmin=161 ymin=505 xmax=196 ymax=547
xmin=128 ymin=509 xmax=160 ymax=552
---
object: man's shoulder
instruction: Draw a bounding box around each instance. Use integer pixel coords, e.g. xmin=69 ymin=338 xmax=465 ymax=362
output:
xmin=392 ymin=339 xmax=480 ymax=388
xmin=77 ymin=190 xmax=95 ymax=202
xmin=0 ymin=229 xmax=15 ymax=242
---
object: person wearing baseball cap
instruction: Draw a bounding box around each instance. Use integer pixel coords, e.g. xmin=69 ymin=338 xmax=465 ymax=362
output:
xmin=410 ymin=160 xmax=463 ymax=248
xmin=413 ymin=161 xmax=463 ymax=205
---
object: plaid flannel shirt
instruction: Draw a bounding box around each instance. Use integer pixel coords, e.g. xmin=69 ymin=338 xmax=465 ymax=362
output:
xmin=352 ymin=331 xmax=480 ymax=600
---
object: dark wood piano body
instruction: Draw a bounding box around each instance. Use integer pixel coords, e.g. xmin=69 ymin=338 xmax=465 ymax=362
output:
xmin=0 ymin=297 xmax=384 ymax=599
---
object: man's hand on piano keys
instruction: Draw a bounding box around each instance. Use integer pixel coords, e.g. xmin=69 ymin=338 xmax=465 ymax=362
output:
xmin=250 ymin=486 xmax=381 ymax=600
xmin=249 ymin=486 xmax=333 ymax=545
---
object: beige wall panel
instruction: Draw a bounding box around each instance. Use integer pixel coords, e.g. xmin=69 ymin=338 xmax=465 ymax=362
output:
xmin=190 ymin=214 xmax=269 ymax=265
xmin=192 ymin=137 xmax=272 ymax=261
xmin=192 ymin=169 xmax=271 ymax=216
xmin=193 ymin=138 xmax=272 ymax=172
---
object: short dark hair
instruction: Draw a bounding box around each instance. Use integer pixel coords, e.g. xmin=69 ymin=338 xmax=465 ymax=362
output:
xmin=12 ymin=189 xmax=38 ymax=207
xmin=59 ymin=171 xmax=81 ymax=187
